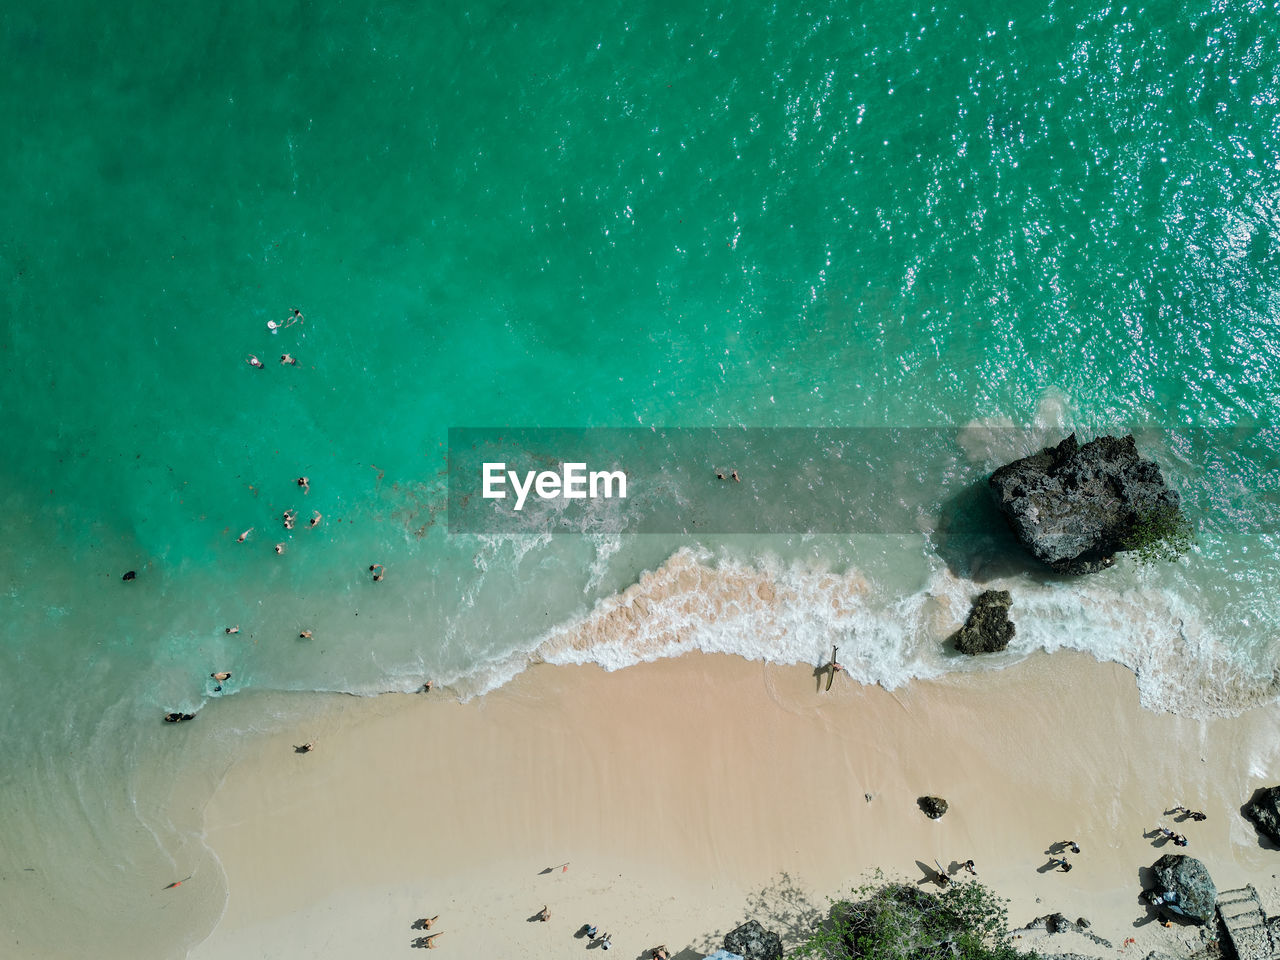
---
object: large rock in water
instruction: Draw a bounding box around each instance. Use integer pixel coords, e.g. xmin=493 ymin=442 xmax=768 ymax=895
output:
xmin=1150 ymin=854 xmax=1216 ymax=924
xmin=1244 ymin=785 xmax=1280 ymax=845
xmin=989 ymin=433 xmax=1180 ymax=574
xmin=723 ymin=920 xmax=782 ymax=960
xmin=951 ymin=590 xmax=1015 ymax=655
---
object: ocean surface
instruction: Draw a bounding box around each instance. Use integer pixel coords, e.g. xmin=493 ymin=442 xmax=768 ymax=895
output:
xmin=3 ymin=0 xmax=1280 ymax=955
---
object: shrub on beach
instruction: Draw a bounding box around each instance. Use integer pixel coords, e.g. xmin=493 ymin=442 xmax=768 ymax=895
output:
xmin=793 ymin=876 xmax=1035 ymax=960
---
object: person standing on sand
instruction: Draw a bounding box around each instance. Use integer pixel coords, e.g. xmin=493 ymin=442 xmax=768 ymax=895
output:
xmin=415 ymin=915 xmax=438 ymax=930
xmin=421 ymin=933 xmax=441 ymax=948
xmin=963 ymin=859 xmax=977 ymax=875
xmin=1058 ymin=840 xmax=1080 ymax=854
xmin=652 ymin=947 xmax=669 ymax=959
xmin=538 ymin=905 xmax=550 ymax=921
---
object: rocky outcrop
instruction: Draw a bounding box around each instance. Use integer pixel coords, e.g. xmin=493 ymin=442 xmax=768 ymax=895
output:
xmin=723 ymin=920 xmax=782 ymax=960
xmin=1244 ymin=785 xmax=1280 ymax=846
xmin=1011 ymin=914 xmax=1111 ymax=948
xmin=918 ymin=796 xmax=948 ymax=819
xmin=1149 ymin=854 xmax=1216 ymax=924
xmin=989 ymin=433 xmax=1180 ymax=574
xmin=950 ymin=590 xmax=1015 ymax=655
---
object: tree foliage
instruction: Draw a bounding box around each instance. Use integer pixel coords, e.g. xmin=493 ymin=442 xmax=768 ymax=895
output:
xmin=793 ymin=875 xmax=1036 ymax=960
xmin=1121 ymin=504 xmax=1195 ymax=565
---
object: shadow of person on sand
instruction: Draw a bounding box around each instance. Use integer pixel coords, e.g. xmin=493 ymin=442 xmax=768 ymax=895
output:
xmin=1143 ymin=828 xmax=1171 ymax=847
xmin=914 ymin=860 xmax=947 ymax=887
xmin=1035 ymin=859 xmax=1067 ymax=874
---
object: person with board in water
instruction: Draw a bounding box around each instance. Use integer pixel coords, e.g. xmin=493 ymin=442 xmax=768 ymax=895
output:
xmin=825 ymin=645 xmax=843 ymax=691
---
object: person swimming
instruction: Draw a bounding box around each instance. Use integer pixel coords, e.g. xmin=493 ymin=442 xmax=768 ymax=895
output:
xmin=247 ymin=355 xmax=265 ymax=368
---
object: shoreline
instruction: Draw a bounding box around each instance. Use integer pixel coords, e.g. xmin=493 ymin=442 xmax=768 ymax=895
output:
xmin=184 ymin=649 xmax=1280 ymax=959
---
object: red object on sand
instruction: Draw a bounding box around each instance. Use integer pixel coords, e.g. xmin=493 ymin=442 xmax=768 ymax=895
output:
xmin=562 ymin=864 xmax=569 ymax=873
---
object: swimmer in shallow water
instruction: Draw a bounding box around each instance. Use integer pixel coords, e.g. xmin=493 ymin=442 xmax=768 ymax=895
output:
xmin=247 ymin=355 xmax=265 ymax=369
xmin=369 ymin=563 xmax=385 ymax=582
xmin=283 ymin=509 xmax=297 ymax=530
xmin=309 ymin=510 xmax=322 ymax=527
xmin=275 ymin=543 xmax=286 ymax=555
xmin=297 ymin=476 xmax=310 ymax=494
xmin=280 ymin=353 xmax=297 ymax=366
xmin=236 ymin=528 xmax=252 ymax=542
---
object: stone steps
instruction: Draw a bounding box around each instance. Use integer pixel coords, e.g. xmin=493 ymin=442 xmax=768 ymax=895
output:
xmin=1216 ymin=885 xmax=1272 ymax=960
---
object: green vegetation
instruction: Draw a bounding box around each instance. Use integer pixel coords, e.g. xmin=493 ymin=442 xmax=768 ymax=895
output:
xmin=1122 ymin=504 xmax=1195 ymax=566
xmin=793 ymin=876 xmax=1036 ymax=960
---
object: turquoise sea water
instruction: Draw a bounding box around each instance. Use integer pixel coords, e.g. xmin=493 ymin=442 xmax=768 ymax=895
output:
xmin=3 ymin=1 xmax=1280 ymax=955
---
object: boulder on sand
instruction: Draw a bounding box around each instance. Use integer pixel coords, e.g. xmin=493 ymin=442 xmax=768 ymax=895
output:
xmin=1149 ymin=853 xmax=1216 ymax=924
xmin=1244 ymin=785 xmax=1280 ymax=846
xmin=724 ymin=919 xmax=782 ymax=960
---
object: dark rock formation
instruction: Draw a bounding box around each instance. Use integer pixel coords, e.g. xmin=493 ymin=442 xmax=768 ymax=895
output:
xmin=918 ymin=796 xmax=948 ymax=819
xmin=1150 ymin=853 xmax=1216 ymax=924
xmin=723 ymin=919 xmax=782 ymax=960
xmin=989 ymin=433 xmax=1180 ymax=574
xmin=1244 ymin=785 xmax=1280 ymax=846
xmin=1012 ymin=914 xmax=1111 ymax=948
xmin=950 ymin=590 xmax=1015 ymax=655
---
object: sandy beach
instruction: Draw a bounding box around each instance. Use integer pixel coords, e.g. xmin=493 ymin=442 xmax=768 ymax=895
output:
xmin=183 ymin=650 xmax=1280 ymax=959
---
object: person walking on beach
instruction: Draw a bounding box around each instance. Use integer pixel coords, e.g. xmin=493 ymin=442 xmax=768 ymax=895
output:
xmin=652 ymin=947 xmax=670 ymax=959
xmin=296 ymin=741 xmax=314 ymax=753
xmin=963 ymin=859 xmax=977 ymax=876
xmin=538 ymin=905 xmax=550 ymax=922
xmin=1157 ymin=825 xmax=1177 ymax=841
xmin=420 ymin=932 xmax=441 ymax=948
xmin=1048 ymin=857 xmax=1072 ymax=872
xmin=1059 ymin=840 xmax=1080 ymax=854
xmin=414 ymin=915 xmax=438 ymax=930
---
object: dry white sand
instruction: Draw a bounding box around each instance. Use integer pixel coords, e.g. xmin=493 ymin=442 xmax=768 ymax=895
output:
xmin=187 ymin=650 xmax=1280 ymax=959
